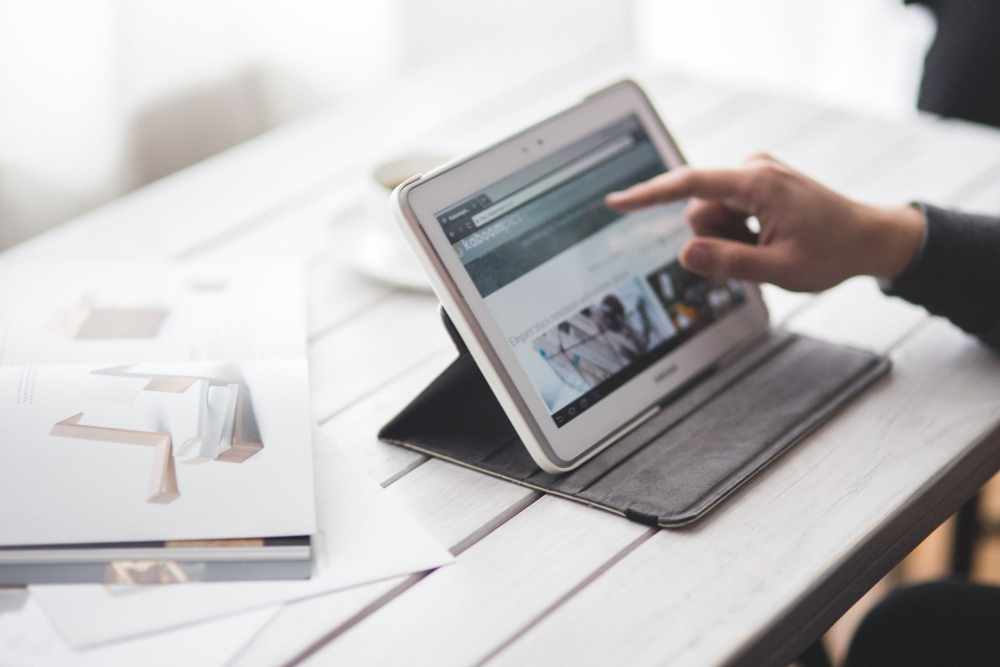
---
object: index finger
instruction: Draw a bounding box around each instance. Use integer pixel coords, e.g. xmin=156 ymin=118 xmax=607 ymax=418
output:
xmin=605 ymin=166 xmax=756 ymax=212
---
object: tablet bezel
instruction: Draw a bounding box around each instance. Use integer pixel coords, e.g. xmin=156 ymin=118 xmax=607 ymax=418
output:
xmin=392 ymin=79 xmax=770 ymax=472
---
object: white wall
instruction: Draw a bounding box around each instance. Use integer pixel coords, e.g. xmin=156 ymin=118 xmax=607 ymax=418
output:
xmin=0 ymin=0 xmax=402 ymax=248
xmin=0 ymin=0 xmax=937 ymax=249
xmin=396 ymin=0 xmax=632 ymax=72
xmin=0 ymin=2 xmax=122 ymax=212
xmin=636 ymin=0 xmax=936 ymax=118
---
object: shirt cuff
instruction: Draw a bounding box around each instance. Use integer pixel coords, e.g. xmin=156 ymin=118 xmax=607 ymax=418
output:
xmin=878 ymin=203 xmax=929 ymax=293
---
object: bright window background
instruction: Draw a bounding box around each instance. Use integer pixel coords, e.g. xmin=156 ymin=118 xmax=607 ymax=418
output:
xmin=0 ymin=0 xmax=935 ymax=249
xmin=635 ymin=0 xmax=935 ymax=118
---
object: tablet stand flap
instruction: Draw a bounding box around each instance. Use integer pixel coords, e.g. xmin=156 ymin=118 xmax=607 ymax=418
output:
xmin=378 ymin=310 xmax=890 ymax=528
xmin=378 ymin=307 xmax=519 ymax=462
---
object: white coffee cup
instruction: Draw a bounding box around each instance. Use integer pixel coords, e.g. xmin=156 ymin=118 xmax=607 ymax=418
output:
xmin=368 ymin=153 xmax=450 ymax=247
xmin=340 ymin=153 xmax=450 ymax=292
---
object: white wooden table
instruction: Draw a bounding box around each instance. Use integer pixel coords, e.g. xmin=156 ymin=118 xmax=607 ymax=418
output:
xmin=8 ymin=56 xmax=1000 ymax=666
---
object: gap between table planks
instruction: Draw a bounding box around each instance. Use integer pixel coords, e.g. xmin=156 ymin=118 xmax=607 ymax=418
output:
xmin=250 ymin=111 xmax=992 ymax=667
xmin=477 ymin=116 xmax=1000 ymax=665
xmin=289 ymin=276 xmax=931 ymax=667
xmin=222 ymin=74 xmax=815 ymax=667
xmin=477 ymin=125 xmax=1000 ymax=666
xmin=9 ymin=62 xmax=1000 ymax=667
xmin=489 ymin=319 xmax=1000 ymax=667
xmin=223 ymin=78 xmax=1000 ymax=664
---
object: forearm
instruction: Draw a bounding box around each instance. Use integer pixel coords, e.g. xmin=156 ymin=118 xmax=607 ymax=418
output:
xmin=883 ymin=204 xmax=1000 ymax=349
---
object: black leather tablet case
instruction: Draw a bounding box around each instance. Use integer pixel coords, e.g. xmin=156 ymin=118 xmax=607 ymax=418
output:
xmin=379 ymin=309 xmax=890 ymax=527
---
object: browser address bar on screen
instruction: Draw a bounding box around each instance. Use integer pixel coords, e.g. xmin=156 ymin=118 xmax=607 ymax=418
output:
xmin=471 ymin=133 xmax=636 ymax=228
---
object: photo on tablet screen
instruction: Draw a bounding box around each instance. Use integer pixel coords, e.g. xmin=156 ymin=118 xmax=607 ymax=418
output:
xmin=530 ymin=278 xmax=674 ymax=412
xmin=434 ymin=114 xmax=747 ymax=427
xmin=528 ymin=269 xmax=744 ymax=420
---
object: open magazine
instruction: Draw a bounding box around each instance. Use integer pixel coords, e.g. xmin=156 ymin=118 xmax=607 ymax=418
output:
xmin=0 ymin=262 xmax=316 ymax=583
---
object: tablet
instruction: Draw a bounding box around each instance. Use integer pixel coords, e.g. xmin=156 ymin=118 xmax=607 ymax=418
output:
xmin=391 ymin=79 xmax=770 ymax=473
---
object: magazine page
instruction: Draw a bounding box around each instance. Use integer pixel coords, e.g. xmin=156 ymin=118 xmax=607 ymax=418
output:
xmin=0 ymin=359 xmax=315 ymax=545
xmin=0 ymin=261 xmax=306 ymax=366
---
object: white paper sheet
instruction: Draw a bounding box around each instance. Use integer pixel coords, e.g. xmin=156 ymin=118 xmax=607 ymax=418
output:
xmin=30 ymin=427 xmax=454 ymax=648
xmin=0 ymin=360 xmax=316 ymax=546
xmin=0 ymin=261 xmax=307 ymax=365
xmin=0 ymin=597 xmax=278 ymax=667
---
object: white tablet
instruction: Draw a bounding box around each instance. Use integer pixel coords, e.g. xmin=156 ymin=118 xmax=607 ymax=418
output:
xmin=391 ymin=79 xmax=769 ymax=473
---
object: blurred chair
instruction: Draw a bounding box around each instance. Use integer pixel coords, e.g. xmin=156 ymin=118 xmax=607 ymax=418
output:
xmin=907 ymin=0 xmax=1000 ymax=128
xmin=797 ymin=639 xmax=833 ymax=667
xmin=126 ymin=68 xmax=271 ymax=189
xmin=1 ymin=66 xmax=326 ymax=251
xmin=125 ymin=66 xmax=325 ymax=189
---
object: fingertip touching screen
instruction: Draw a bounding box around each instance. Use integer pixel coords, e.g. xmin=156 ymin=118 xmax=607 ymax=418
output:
xmin=434 ymin=114 xmax=747 ymax=427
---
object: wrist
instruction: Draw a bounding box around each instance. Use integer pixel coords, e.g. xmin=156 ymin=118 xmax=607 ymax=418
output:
xmin=857 ymin=204 xmax=926 ymax=282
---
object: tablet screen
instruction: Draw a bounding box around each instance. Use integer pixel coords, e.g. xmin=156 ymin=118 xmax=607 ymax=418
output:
xmin=433 ymin=115 xmax=746 ymax=427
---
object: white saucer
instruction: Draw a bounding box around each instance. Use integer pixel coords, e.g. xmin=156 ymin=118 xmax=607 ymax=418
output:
xmin=332 ymin=207 xmax=434 ymax=293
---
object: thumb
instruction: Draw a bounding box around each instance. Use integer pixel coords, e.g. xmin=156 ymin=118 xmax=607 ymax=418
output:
xmin=679 ymin=238 xmax=785 ymax=284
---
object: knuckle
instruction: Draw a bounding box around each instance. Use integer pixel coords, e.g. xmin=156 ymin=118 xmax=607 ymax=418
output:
xmin=746 ymin=168 xmax=772 ymax=197
xmin=754 ymin=162 xmax=783 ymax=180
xmin=745 ymin=151 xmax=775 ymax=165
xmin=675 ymin=166 xmax=697 ymax=188
xmin=748 ymin=162 xmax=791 ymax=197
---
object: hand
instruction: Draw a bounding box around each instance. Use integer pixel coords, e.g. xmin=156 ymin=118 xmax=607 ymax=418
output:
xmin=605 ymin=154 xmax=925 ymax=292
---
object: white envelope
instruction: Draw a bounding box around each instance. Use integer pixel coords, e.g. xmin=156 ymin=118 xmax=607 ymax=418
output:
xmin=0 ymin=596 xmax=279 ymax=667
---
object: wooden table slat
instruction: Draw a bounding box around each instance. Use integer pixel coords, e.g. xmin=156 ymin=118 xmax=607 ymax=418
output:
xmin=12 ymin=64 xmax=1000 ymax=667
xmin=842 ymin=118 xmax=1000 ymax=207
xmin=684 ymin=97 xmax=831 ymax=168
xmin=308 ymin=292 xmax=447 ymax=422
xmin=954 ymin=167 xmax=1000 ymax=215
xmin=320 ymin=349 xmax=455 ymax=485
xmin=286 ymin=204 xmax=937 ymax=667
xmin=228 ymin=576 xmax=406 ymax=667
xmin=231 ymin=79 xmax=781 ymax=666
xmin=301 ymin=495 xmax=652 ymax=667
xmin=231 ymin=454 xmax=542 ymax=666
xmin=783 ymin=276 xmax=929 ymax=353
xmin=288 ymin=80 xmax=1000 ymax=667
xmin=487 ymin=320 xmax=1000 ymax=667
xmin=773 ymin=113 xmax=928 ymax=190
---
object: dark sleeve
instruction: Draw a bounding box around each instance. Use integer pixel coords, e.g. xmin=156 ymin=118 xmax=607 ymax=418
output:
xmin=884 ymin=204 xmax=1000 ymax=349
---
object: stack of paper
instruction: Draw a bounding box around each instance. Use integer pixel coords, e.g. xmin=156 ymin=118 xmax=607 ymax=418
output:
xmin=0 ymin=260 xmax=453 ymax=665
xmin=0 ymin=262 xmax=316 ymax=584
